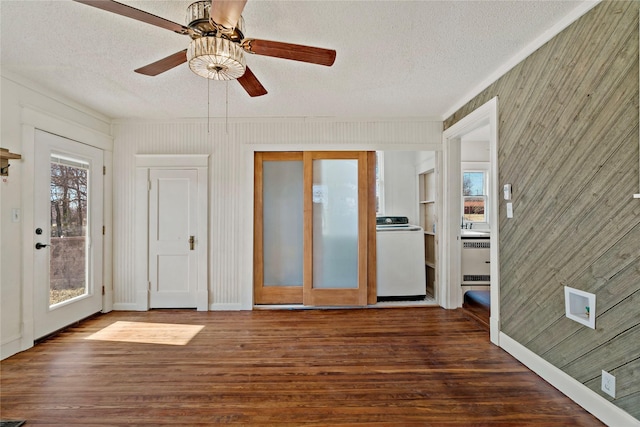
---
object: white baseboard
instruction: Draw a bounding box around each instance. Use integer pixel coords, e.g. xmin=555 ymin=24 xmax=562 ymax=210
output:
xmin=499 ymin=332 xmax=639 ymax=427
xmin=112 ymin=302 xmax=145 ymax=311
xmin=490 ymin=316 xmax=500 ymax=346
xmin=1 ymin=335 xmax=24 ymax=360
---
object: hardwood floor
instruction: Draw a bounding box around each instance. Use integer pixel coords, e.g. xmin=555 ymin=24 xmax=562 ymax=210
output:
xmin=1 ymin=307 xmax=603 ymax=426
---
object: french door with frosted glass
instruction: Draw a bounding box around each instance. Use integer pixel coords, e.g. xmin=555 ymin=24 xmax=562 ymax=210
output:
xmin=33 ymin=130 xmax=103 ymax=338
xmin=254 ymin=151 xmax=375 ymax=306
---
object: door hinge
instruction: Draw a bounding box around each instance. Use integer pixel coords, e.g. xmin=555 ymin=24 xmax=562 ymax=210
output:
xmin=102 ymin=286 xmax=105 ymax=295
xmin=103 ymin=166 xmax=106 ymax=175
xmin=148 ymin=180 xmax=151 ymax=191
xmin=102 ymin=225 xmax=105 ymax=235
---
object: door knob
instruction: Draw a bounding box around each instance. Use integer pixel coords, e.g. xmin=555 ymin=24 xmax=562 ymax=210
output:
xmin=35 ymin=242 xmax=50 ymax=249
xmin=189 ymin=236 xmax=195 ymax=250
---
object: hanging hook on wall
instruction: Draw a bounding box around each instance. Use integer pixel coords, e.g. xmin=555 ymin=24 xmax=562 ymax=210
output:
xmin=0 ymin=148 xmax=21 ymax=177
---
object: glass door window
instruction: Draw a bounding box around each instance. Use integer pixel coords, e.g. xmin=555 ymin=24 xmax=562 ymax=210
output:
xmin=49 ymin=154 xmax=90 ymax=306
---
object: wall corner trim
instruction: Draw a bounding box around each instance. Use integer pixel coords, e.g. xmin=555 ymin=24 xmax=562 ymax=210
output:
xmin=499 ymin=332 xmax=640 ymax=427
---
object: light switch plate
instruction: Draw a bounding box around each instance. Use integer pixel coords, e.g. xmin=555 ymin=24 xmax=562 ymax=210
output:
xmin=11 ymin=208 xmax=20 ymax=223
xmin=506 ymin=203 xmax=513 ymax=218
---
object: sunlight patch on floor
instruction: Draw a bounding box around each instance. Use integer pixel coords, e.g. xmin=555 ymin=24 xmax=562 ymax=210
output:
xmin=86 ymin=321 xmax=204 ymax=346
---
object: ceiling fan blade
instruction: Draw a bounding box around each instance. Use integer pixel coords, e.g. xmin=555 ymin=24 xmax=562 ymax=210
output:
xmin=210 ymin=0 xmax=247 ymax=31
xmin=73 ymin=0 xmax=189 ymax=35
xmin=237 ymin=67 xmax=267 ymax=97
xmin=135 ymin=50 xmax=188 ymax=76
xmin=242 ymin=39 xmax=336 ymax=67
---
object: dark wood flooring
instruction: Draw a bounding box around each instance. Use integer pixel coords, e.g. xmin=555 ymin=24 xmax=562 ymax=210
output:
xmin=463 ymin=290 xmax=491 ymax=330
xmin=1 ymin=307 xmax=604 ymax=425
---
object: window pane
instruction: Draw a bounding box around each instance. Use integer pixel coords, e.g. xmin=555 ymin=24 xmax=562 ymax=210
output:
xmin=50 ymin=155 xmax=89 ymax=306
xmin=463 ymin=196 xmax=486 ymax=222
xmin=462 ymin=171 xmax=487 ymax=223
xmin=463 ymin=172 xmax=485 ymax=196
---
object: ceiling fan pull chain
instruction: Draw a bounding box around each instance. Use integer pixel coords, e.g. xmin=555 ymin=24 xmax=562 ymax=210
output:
xmin=226 ymin=80 xmax=229 ymax=135
xmin=207 ymin=78 xmax=211 ymax=134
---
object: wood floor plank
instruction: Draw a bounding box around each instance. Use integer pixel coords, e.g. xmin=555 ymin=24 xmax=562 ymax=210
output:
xmin=1 ymin=308 xmax=604 ymax=425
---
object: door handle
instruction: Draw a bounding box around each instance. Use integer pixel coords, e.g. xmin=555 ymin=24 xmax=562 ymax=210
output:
xmin=189 ymin=236 xmax=195 ymax=250
xmin=35 ymin=242 xmax=50 ymax=250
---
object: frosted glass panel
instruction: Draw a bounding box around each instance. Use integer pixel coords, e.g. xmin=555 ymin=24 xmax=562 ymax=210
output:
xmin=263 ymin=161 xmax=304 ymax=286
xmin=312 ymin=159 xmax=359 ymax=289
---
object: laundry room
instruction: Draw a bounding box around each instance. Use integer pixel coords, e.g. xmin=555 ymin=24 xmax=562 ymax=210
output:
xmin=376 ymin=150 xmax=436 ymax=304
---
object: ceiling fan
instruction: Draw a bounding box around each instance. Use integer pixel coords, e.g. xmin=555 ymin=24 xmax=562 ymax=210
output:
xmin=73 ymin=0 xmax=337 ymax=97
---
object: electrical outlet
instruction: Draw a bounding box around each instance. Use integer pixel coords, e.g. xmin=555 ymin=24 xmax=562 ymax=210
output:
xmin=601 ymin=370 xmax=616 ymax=398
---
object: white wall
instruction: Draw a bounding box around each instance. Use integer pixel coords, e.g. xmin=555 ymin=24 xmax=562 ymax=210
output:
xmin=380 ymin=151 xmax=436 ymax=225
xmin=381 ymin=151 xmax=419 ymax=223
xmin=0 ymin=73 xmax=112 ymax=359
xmin=112 ymin=119 xmax=443 ymax=311
xmin=461 ymin=140 xmax=490 ymax=162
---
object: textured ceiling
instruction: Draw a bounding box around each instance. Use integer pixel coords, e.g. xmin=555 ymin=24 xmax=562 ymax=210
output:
xmin=0 ymin=0 xmax=587 ymax=120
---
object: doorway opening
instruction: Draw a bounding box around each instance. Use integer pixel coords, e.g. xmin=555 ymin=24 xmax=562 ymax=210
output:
xmin=442 ymin=97 xmax=500 ymax=344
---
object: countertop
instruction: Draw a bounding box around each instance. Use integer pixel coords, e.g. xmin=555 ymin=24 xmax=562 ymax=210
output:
xmin=461 ymin=230 xmax=490 ymax=239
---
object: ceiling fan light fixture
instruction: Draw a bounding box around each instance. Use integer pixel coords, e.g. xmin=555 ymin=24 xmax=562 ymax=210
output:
xmin=187 ymin=36 xmax=246 ymax=80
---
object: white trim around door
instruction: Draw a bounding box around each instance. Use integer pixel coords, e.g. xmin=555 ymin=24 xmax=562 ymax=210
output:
xmin=441 ymin=97 xmax=500 ymax=345
xmin=21 ymin=106 xmax=113 ymax=351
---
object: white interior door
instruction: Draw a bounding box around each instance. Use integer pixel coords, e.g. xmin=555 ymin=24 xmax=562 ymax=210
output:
xmin=148 ymin=169 xmax=199 ymax=308
xmin=33 ymin=130 xmax=103 ymax=338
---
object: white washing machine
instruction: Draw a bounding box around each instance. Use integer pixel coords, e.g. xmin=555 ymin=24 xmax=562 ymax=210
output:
xmin=376 ymin=216 xmax=426 ymax=301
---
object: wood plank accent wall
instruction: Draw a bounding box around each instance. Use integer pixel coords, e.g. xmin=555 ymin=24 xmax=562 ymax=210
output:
xmin=444 ymin=1 xmax=640 ymax=419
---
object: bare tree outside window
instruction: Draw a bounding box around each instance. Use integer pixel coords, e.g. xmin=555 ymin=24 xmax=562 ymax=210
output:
xmin=49 ymin=160 xmax=89 ymax=305
xmin=463 ymin=171 xmax=486 ymax=222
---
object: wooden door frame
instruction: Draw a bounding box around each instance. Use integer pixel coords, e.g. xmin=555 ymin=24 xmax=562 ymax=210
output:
xmin=134 ymin=155 xmax=209 ymax=311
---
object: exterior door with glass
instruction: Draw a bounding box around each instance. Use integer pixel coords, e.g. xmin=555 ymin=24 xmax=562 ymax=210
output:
xmin=33 ymin=130 xmax=103 ymax=339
